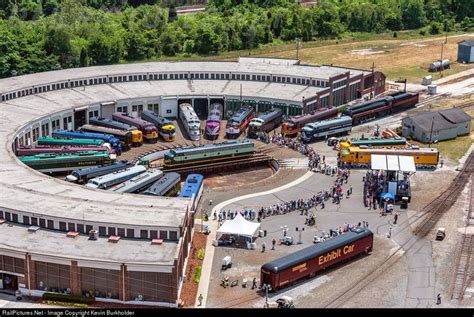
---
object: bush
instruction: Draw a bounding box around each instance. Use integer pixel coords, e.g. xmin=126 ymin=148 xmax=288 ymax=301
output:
xmin=419 ymin=29 xmax=427 ymax=36
xmin=42 ymin=292 xmax=95 ymax=304
xmin=43 ymin=300 xmax=88 ymax=308
xmin=393 ymin=32 xmax=398 ymax=38
xmin=197 ymin=248 xmax=205 ymax=260
xmin=193 ymin=265 xmax=202 ymax=283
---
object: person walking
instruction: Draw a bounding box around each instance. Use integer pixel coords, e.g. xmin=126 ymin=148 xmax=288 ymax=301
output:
xmin=387 ymin=227 xmax=392 ymax=238
xmin=198 ymin=293 xmax=203 ymax=306
xmin=436 ymin=293 xmax=441 ymax=305
xmin=394 ymin=213 xmax=398 ymax=225
xmin=252 ymin=277 xmax=258 ymax=290
xmin=272 ymin=239 xmax=276 ymax=250
xmin=262 ymin=242 xmax=266 ymax=253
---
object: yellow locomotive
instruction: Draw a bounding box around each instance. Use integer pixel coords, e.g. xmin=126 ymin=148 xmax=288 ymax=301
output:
xmin=340 ymin=146 xmax=439 ymax=166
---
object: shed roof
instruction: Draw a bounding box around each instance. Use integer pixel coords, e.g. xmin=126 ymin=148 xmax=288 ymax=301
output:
xmin=404 ymin=112 xmax=454 ymax=132
xmin=439 ymin=108 xmax=472 ymax=124
xmin=371 ymin=155 xmax=416 ymax=172
xmin=459 ymin=40 xmax=474 ymax=47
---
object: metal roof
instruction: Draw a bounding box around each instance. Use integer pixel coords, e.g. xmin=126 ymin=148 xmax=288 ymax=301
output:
xmin=403 ymin=112 xmax=454 ymax=132
xmin=261 ymin=228 xmax=373 ymax=273
xmin=439 ymin=108 xmax=472 ymax=124
xmin=459 ymin=40 xmax=474 ymax=47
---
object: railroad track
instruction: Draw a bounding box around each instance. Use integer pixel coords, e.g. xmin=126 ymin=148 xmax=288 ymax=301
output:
xmin=412 ymin=152 xmax=474 ymax=237
xmin=450 ymin=174 xmax=474 ymax=302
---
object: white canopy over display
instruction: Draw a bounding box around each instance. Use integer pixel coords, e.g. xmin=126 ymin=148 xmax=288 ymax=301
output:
xmin=371 ymin=154 xmax=416 ymax=172
xmin=216 ymin=213 xmax=261 ymax=239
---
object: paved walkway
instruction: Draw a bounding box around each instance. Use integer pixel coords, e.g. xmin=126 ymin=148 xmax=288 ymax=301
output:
xmin=195 ymin=171 xmax=314 ymax=308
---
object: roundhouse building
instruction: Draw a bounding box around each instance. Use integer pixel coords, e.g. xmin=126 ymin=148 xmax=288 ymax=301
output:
xmin=0 ymin=57 xmax=385 ymax=306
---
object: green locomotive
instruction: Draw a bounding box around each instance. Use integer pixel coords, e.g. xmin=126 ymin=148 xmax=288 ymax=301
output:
xmin=164 ymin=140 xmax=256 ymax=167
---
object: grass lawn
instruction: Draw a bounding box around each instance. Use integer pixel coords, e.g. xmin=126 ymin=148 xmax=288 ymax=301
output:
xmin=433 ymin=135 xmax=473 ymax=163
xmin=136 ymin=31 xmax=474 ymax=83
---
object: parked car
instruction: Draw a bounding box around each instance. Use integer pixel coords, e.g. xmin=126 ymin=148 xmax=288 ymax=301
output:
xmin=280 ymin=236 xmax=294 ymax=246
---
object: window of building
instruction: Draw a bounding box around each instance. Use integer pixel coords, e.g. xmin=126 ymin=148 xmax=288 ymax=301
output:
xmin=32 ymin=127 xmax=39 ymax=142
xmin=41 ymin=123 xmax=49 ymax=137
xmin=77 ymin=224 xmax=84 ymax=233
xmin=89 ymin=110 xmax=99 ymax=118
xmin=150 ymin=230 xmax=158 ymax=239
xmin=117 ymin=228 xmax=125 ymax=237
xmin=0 ymin=211 xmax=3 ymax=219
xmin=169 ymin=231 xmax=177 ymax=240
xmin=68 ymin=223 xmax=75 ymax=232
xmin=127 ymin=229 xmax=134 ymax=238
xmin=147 ymin=104 xmax=159 ymax=113
xmin=58 ymin=221 xmax=66 ymax=231
xmin=81 ymin=268 xmax=119 ymax=299
xmin=11 ymin=214 xmax=18 ymax=223
xmin=132 ymin=105 xmax=143 ymax=115
xmin=30 ymin=217 xmax=38 ymax=226
xmin=36 ymin=262 xmax=70 ymax=292
xmin=159 ymin=230 xmax=167 ymax=240
xmin=129 ymin=272 xmax=172 ymax=302
xmin=51 ymin=119 xmax=60 ymax=131
xmin=117 ymin=106 xmax=128 ymax=114
xmin=86 ymin=225 xmax=93 ymax=233
xmin=108 ymin=227 xmax=116 ymax=236
xmin=0 ymin=256 xmax=25 ymax=274
xmin=47 ymin=220 xmax=54 ymax=229
xmin=98 ymin=226 xmax=106 ymax=236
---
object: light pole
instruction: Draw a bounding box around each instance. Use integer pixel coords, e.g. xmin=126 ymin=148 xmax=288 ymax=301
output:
xmin=296 ymin=227 xmax=304 ymax=244
xmin=296 ymin=38 xmax=302 ymax=61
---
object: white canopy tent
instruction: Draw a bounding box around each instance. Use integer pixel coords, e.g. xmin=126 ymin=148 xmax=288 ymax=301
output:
xmin=216 ymin=213 xmax=261 ymax=239
xmin=371 ymin=154 xmax=416 ymax=172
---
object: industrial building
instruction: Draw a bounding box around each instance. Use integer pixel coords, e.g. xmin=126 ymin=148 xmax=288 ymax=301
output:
xmin=457 ymin=40 xmax=474 ymax=63
xmin=402 ymin=108 xmax=472 ymax=143
xmin=0 ymin=58 xmax=385 ymax=306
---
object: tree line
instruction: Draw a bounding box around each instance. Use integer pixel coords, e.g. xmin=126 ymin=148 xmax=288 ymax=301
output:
xmin=0 ymin=0 xmax=473 ymax=78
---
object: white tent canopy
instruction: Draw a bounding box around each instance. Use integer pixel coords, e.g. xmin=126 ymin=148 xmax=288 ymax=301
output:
xmin=371 ymin=154 xmax=416 ymax=172
xmin=216 ymin=213 xmax=261 ymax=239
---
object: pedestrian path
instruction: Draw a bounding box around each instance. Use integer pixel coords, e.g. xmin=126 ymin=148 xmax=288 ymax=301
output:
xmin=195 ymin=171 xmax=314 ymax=308
xmin=277 ymin=158 xmax=309 ymax=169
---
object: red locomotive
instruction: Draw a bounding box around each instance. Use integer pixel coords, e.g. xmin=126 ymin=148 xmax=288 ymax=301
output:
xmin=260 ymin=228 xmax=373 ymax=290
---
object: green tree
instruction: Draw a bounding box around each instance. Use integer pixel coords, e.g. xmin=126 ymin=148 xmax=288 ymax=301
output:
xmin=44 ymin=26 xmax=74 ymax=66
xmin=79 ymin=47 xmax=89 ymax=67
xmin=402 ymin=0 xmax=427 ymax=29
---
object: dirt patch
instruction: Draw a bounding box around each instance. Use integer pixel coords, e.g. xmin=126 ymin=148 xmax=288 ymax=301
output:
xmin=351 ymin=48 xmax=385 ymax=55
xmin=203 ymin=165 xmax=274 ymax=190
xmin=180 ymin=231 xmax=207 ymax=307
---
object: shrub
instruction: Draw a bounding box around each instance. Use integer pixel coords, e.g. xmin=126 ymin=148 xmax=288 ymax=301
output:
xmin=197 ymin=248 xmax=205 ymax=260
xmin=393 ymin=32 xmax=398 ymax=38
xmin=193 ymin=265 xmax=202 ymax=283
xmin=42 ymin=292 xmax=95 ymax=304
xmin=419 ymin=29 xmax=427 ymax=36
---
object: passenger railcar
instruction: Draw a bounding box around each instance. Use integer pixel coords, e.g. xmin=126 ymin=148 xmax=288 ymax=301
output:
xmin=65 ymin=161 xmax=130 ymax=184
xmin=340 ymin=147 xmax=439 ymax=167
xmin=281 ymin=107 xmax=338 ymax=137
xmin=86 ymin=165 xmax=147 ymax=189
xmin=247 ymin=108 xmax=283 ymax=138
xmin=38 ymin=136 xmax=108 ymax=148
xmin=205 ymin=103 xmax=223 ymax=140
xmin=52 ymin=129 xmax=122 ymax=155
xmin=112 ymin=112 xmax=158 ymax=143
xmin=80 ymin=124 xmax=133 ymax=151
xmin=225 ymin=106 xmax=255 ymax=139
xmin=142 ymin=172 xmax=181 ymax=196
xmin=89 ymin=117 xmax=143 ymax=146
xmin=18 ymin=151 xmax=115 ymax=173
xmin=301 ymin=116 xmax=352 ymax=143
xmin=179 ymin=174 xmax=204 ymax=211
xmin=15 ymin=145 xmax=115 ymax=157
xmin=108 ymin=169 xmax=163 ymax=193
xmin=141 ymin=110 xmax=176 ymax=142
xmin=261 ymin=228 xmax=373 ymax=291
xmin=164 ymin=140 xmax=256 ymax=167
xmin=339 ymin=138 xmax=407 ymax=151
xmin=179 ymin=103 xmax=201 ymax=141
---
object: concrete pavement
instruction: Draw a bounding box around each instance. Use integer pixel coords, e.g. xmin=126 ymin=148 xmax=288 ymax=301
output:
xmin=195 ymin=170 xmax=313 ymax=308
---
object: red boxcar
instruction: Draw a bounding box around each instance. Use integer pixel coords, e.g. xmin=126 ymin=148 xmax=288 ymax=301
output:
xmin=260 ymin=228 xmax=373 ymax=290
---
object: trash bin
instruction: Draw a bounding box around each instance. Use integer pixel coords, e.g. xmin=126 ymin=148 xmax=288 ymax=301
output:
xmin=401 ymin=197 xmax=408 ymax=209
xmin=264 ymin=230 xmax=267 ymax=237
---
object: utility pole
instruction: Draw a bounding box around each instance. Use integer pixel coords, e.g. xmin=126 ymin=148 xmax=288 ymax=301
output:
xmin=240 ymin=83 xmax=243 ymax=108
xmin=370 ymin=61 xmax=375 ymax=99
xmin=445 ymin=20 xmax=448 ymax=44
xmin=296 ymin=38 xmax=302 ymax=61
xmin=429 ymin=116 xmax=435 ymax=147
xmin=439 ymin=42 xmax=444 ymax=78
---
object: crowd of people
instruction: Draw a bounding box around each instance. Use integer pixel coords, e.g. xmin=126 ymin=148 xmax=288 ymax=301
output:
xmin=214 ymin=164 xmax=353 ymax=228
xmin=314 ymin=221 xmax=370 ymax=242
